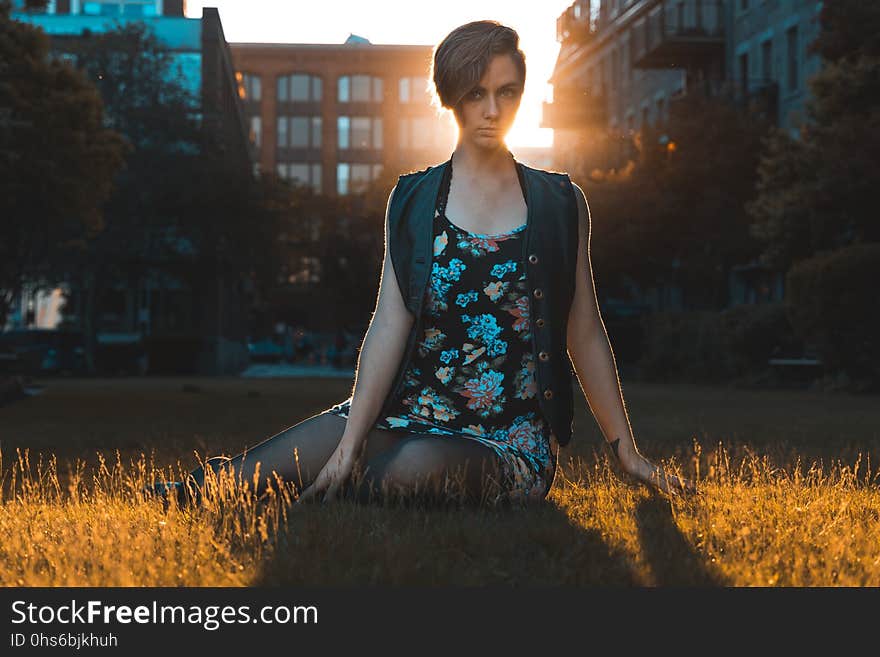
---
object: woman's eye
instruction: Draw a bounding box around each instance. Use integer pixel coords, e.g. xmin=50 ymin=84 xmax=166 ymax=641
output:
xmin=470 ymin=89 xmax=518 ymax=99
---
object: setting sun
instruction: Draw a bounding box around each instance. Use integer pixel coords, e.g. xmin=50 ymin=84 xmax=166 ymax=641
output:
xmin=185 ymin=0 xmax=575 ymax=148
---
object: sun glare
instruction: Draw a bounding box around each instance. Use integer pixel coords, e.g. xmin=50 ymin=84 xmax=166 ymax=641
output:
xmin=186 ymin=0 xmax=571 ymax=148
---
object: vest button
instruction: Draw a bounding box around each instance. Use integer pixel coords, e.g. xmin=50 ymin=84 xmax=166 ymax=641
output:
xmin=538 ymin=351 xmax=549 ymax=361
xmin=543 ymin=388 xmax=554 ymax=399
xmin=533 ymin=288 xmax=543 ymax=299
xmin=528 ymin=254 xmax=538 ymax=264
xmin=535 ymin=318 xmax=545 ymax=328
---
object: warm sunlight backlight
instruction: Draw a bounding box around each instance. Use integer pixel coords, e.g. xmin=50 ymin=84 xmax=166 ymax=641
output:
xmin=186 ymin=0 xmax=577 ymax=148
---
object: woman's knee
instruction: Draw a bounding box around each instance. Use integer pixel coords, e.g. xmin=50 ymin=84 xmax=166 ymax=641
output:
xmin=228 ymin=410 xmax=347 ymax=484
xmin=351 ymin=437 xmax=500 ymax=504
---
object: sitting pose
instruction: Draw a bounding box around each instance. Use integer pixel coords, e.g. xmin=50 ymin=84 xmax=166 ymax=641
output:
xmin=148 ymin=20 xmax=695 ymax=510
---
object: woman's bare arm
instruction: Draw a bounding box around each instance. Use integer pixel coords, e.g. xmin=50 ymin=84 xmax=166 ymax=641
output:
xmin=296 ymin=185 xmax=416 ymax=504
xmin=338 ymin=184 xmax=415 ymax=448
xmin=565 ymin=181 xmax=696 ymax=497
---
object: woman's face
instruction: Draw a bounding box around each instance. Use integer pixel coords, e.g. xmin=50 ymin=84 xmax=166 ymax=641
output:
xmin=455 ymin=53 xmax=524 ymax=147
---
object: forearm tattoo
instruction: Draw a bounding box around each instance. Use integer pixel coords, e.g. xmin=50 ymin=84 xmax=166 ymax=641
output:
xmin=609 ymin=437 xmax=620 ymax=460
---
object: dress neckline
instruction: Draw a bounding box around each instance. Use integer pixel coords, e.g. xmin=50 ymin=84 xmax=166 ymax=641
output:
xmin=439 ymin=211 xmax=526 ymax=239
xmin=436 ymin=151 xmax=529 ymax=240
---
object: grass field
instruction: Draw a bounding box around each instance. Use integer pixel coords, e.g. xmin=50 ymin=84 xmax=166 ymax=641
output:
xmin=1 ymin=376 xmax=878 ymax=586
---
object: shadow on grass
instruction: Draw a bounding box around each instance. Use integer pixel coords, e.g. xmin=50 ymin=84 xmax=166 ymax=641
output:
xmin=634 ymin=494 xmax=728 ymax=586
xmin=252 ymin=497 xmax=642 ymax=586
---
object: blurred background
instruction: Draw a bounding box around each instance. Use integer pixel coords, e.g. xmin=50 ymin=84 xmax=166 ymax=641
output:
xmin=1 ymin=0 xmax=876 ymax=399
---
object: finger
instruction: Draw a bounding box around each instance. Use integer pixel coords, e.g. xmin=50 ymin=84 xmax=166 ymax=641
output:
xmin=294 ymin=487 xmax=312 ymax=505
xmin=322 ymin=480 xmax=342 ymax=504
xmin=654 ymin=469 xmax=681 ymax=498
xmin=296 ymin=480 xmax=323 ymax=504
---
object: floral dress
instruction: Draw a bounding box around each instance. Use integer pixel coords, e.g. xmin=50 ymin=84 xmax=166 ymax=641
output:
xmin=325 ymin=179 xmax=559 ymax=505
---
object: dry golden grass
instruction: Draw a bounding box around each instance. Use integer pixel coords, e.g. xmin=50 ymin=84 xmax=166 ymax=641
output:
xmin=1 ymin=376 xmax=878 ymax=586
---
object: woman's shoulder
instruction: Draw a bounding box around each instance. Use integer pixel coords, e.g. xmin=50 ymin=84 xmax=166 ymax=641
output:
xmin=515 ymin=159 xmax=571 ymax=180
xmin=396 ymin=158 xmax=449 ymax=182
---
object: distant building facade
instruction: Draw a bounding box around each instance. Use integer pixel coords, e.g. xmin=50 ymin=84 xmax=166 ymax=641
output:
xmin=229 ymin=36 xmax=458 ymax=195
xmin=544 ymin=0 xmax=824 ymax=311
xmin=9 ymin=2 xmax=255 ymax=374
xmin=545 ymin=0 xmax=823 ymax=173
xmin=11 ymin=1 xmax=187 ymax=18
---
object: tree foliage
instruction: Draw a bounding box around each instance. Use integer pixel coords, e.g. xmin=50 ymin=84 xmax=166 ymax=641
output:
xmin=45 ymin=20 xmax=277 ymax=370
xmin=573 ymin=92 xmax=771 ymax=310
xmin=746 ymin=0 xmax=880 ymax=270
xmin=0 ymin=2 xmax=126 ymax=325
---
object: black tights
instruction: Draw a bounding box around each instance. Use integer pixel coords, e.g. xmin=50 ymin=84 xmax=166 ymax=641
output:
xmin=188 ymin=411 xmax=508 ymax=508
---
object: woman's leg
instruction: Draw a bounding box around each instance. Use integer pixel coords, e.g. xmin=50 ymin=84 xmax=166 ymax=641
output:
xmin=189 ymin=411 xmax=408 ymax=497
xmin=345 ymin=434 xmax=509 ymax=508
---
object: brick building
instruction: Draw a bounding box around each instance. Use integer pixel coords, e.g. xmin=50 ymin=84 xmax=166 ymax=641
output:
xmin=230 ymin=35 xmax=458 ymax=195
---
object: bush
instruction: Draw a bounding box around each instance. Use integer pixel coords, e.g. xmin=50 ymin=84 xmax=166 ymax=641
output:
xmin=786 ymin=243 xmax=880 ymax=391
xmin=144 ymin=334 xmax=203 ymax=375
xmin=638 ymin=302 xmax=797 ymax=384
xmin=95 ymin=340 xmax=145 ymax=376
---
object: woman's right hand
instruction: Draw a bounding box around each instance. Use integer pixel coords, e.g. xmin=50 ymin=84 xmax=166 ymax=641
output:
xmin=295 ymin=436 xmax=361 ymax=505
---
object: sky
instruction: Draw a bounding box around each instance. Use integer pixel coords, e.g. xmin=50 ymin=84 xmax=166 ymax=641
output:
xmin=184 ymin=0 xmax=576 ymax=148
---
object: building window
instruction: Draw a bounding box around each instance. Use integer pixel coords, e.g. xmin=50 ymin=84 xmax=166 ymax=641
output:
xmin=739 ymin=52 xmax=749 ymax=94
xmin=276 ymin=116 xmax=322 ymax=149
xmin=786 ymin=25 xmax=799 ymax=92
xmin=656 ymin=97 xmax=665 ymax=124
xmin=337 ymin=115 xmax=382 ymax=149
xmin=122 ymin=3 xmax=156 ymax=17
xmin=312 ymin=117 xmax=322 ymax=148
xmin=338 ymin=75 xmax=383 ymax=103
xmin=277 ymin=116 xmax=287 ymax=148
xmin=239 ymin=73 xmax=261 ymax=102
xmin=373 ymin=118 xmax=382 ymax=148
xmin=277 ymin=162 xmax=321 ymax=192
xmin=399 ymin=76 xmax=429 ymax=103
xmin=83 ymin=2 xmax=124 ymax=15
xmin=337 ymin=162 xmax=382 ymax=195
xmin=248 ymin=115 xmax=261 ymax=149
xmin=277 ymin=74 xmax=322 ymax=102
xmin=290 ymin=117 xmax=309 ymax=147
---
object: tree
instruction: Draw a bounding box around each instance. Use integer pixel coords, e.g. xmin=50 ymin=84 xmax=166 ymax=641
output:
xmin=49 ymin=20 xmax=277 ymax=372
xmin=263 ymin=180 xmax=383 ymax=334
xmin=0 ymin=1 xmax=126 ymax=327
xmin=575 ymin=91 xmax=772 ymax=310
xmin=746 ymin=0 xmax=880 ymax=271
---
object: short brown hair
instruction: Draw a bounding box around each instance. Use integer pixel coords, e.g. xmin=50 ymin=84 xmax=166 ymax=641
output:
xmin=431 ymin=20 xmax=526 ymax=121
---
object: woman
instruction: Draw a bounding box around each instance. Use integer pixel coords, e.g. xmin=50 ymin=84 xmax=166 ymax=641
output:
xmin=149 ymin=20 xmax=695 ymax=509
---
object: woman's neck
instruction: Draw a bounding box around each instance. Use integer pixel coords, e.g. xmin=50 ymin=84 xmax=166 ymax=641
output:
xmin=450 ymin=143 xmax=515 ymax=183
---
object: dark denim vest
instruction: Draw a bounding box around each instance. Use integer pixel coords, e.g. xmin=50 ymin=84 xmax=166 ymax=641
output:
xmin=379 ymin=155 xmax=580 ymax=447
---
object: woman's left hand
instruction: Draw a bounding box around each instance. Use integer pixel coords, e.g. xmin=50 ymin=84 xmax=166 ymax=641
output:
xmin=612 ymin=437 xmax=698 ymax=499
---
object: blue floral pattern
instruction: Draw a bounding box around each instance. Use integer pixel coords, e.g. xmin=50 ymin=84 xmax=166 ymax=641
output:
xmin=325 ymin=208 xmax=558 ymax=504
